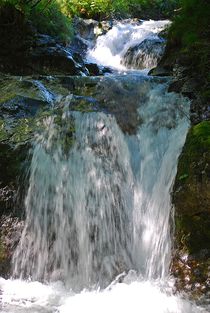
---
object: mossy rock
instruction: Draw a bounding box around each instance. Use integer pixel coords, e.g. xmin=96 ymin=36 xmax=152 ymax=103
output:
xmin=173 ymin=121 xmax=210 ymax=255
xmin=0 ymin=239 xmax=6 ymax=262
xmin=0 ymin=239 xmax=9 ymax=277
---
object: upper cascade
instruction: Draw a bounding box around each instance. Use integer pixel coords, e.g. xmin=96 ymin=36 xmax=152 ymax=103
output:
xmin=86 ymin=19 xmax=170 ymax=70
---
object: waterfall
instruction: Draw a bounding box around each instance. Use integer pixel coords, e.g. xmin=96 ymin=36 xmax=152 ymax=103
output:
xmin=0 ymin=19 xmax=207 ymax=313
xmin=87 ymin=20 xmax=170 ymax=70
xmin=12 ymin=80 xmax=190 ymax=289
xmin=12 ymin=110 xmax=135 ymax=289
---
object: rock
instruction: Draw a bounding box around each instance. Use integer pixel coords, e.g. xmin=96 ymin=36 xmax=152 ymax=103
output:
xmin=69 ymin=95 xmax=100 ymax=112
xmin=173 ymin=121 xmax=210 ymax=250
xmin=0 ymin=5 xmax=89 ymax=76
xmin=0 ymin=96 xmax=48 ymax=118
xmin=29 ymin=44 xmax=87 ymax=75
xmin=0 ymin=99 xmax=45 ymax=217
xmin=122 ymin=38 xmax=166 ymax=70
xmin=172 ymin=121 xmax=210 ymax=296
xmin=149 ymin=66 xmax=172 ymax=76
xmin=168 ymin=79 xmax=185 ymax=93
xmin=34 ymin=33 xmax=56 ymax=47
xmin=69 ymin=36 xmax=89 ymax=58
xmin=73 ymin=17 xmax=98 ymax=41
xmin=0 ymin=216 xmax=24 ymax=277
xmin=85 ymin=62 xmax=101 ymax=76
xmin=73 ymin=17 xmax=113 ymax=42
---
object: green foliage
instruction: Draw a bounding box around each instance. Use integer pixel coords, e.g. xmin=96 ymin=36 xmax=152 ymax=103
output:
xmin=57 ymin=0 xmax=179 ymax=19
xmin=169 ymin=0 xmax=210 ymax=75
xmin=174 ymin=122 xmax=210 ymax=255
xmin=167 ymin=0 xmax=210 ymax=103
xmin=178 ymin=121 xmax=210 ymax=178
xmin=0 ymin=0 xmax=180 ymax=38
xmin=0 ymin=0 xmax=73 ymax=41
xmin=29 ymin=1 xmax=73 ymax=41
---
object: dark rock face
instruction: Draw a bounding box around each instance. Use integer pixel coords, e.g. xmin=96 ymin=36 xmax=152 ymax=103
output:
xmin=122 ymin=38 xmax=166 ymax=70
xmin=173 ymin=122 xmax=210 ymax=253
xmin=0 ymin=5 xmax=91 ymax=76
xmin=85 ymin=62 xmax=101 ymax=76
xmin=73 ymin=17 xmax=113 ymax=42
xmin=172 ymin=121 xmax=210 ymax=297
xmin=150 ymin=24 xmax=210 ymax=299
xmin=0 ymin=96 xmax=48 ymax=217
xmin=0 ymin=5 xmax=112 ymax=77
xmin=73 ymin=18 xmax=99 ymax=41
xmin=0 ymin=216 xmax=24 ymax=278
xmin=150 ymin=45 xmax=210 ymax=125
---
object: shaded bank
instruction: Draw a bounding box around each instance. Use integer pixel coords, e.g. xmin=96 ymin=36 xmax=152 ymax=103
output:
xmin=150 ymin=0 xmax=210 ymax=298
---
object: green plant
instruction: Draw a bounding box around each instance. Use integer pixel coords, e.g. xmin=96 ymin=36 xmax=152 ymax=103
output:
xmin=0 ymin=0 xmax=73 ymax=41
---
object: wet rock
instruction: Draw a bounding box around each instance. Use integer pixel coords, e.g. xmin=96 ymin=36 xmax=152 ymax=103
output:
xmin=171 ymin=251 xmax=210 ymax=299
xmin=0 ymin=5 xmax=89 ymax=76
xmin=149 ymin=66 xmax=172 ymax=76
xmin=28 ymin=43 xmax=87 ymax=75
xmin=34 ymin=34 xmax=57 ymax=47
xmin=0 ymin=96 xmax=48 ymax=119
xmin=0 ymin=216 xmax=24 ymax=277
xmin=73 ymin=17 xmax=113 ymax=42
xmin=69 ymin=95 xmax=100 ymax=112
xmin=61 ymin=75 xmax=155 ymax=134
xmin=122 ymin=38 xmax=166 ymax=70
xmin=168 ymin=79 xmax=185 ymax=93
xmin=172 ymin=121 xmax=210 ymax=297
xmin=69 ymin=35 xmax=89 ymax=57
xmin=0 ymin=79 xmax=53 ymax=217
xmin=73 ymin=17 xmax=98 ymax=41
xmin=85 ymin=62 xmax=101 ymax=76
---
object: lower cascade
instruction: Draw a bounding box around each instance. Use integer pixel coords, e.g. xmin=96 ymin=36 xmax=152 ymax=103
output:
xmin=12 ymin=82 xmax=190 ymax=288
xmin=0 ymin=20 xmax=208 ymax=313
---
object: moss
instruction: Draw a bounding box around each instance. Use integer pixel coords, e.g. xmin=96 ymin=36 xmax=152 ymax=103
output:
xmin=0 ymin=120 xmax=10 ymax=141
xmin=0 ymin=115 xmax=41 ymax=146
xmin=70 ymin=97 xmax=97 ymax=112
xmin=174 ymin=121 xmax=210 ymax=255
xmin=0 ymin=92 xmax=17 ymax=104
xmin=0 ymin=1 xmax=73 ymax=42
xmin=165 ymin=0 xmax=210 ymax=106
xmin=176 ymin=121 xmax=210 ymax=181
xmin=10 ymin=118 xmax=34 ymax=144
xmin=0 ymin=239 xmax=6 ymax=262
xmin=175 ymin=213 xmax=210 ymax=255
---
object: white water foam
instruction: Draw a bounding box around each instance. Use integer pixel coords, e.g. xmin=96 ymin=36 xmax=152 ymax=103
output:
xmin=0 ymin=276 xmax=206 ymax=313
xmin=87 ymin=20 xmax=170 ymax=70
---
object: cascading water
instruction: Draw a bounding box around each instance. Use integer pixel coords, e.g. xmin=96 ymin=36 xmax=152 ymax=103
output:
xmin=87 ymin=20 xmax=169 ymax=70
xmin=12 ymin=81 xmax=189 ymax=289
xmin=12 ymin=109 xmax=135 ymax=289
xmin=0 ymin=20 xmax=208 ymax=313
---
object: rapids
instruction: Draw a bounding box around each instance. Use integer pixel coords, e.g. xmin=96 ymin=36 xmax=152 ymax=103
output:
xmin=87 ymin=20 xmax=169 ymax=70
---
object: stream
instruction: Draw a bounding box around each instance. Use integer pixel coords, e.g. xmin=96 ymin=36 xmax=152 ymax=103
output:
xmin=0 ymin=20 xmax=208 ymax=313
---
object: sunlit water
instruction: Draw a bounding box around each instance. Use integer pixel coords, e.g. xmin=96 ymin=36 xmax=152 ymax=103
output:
xmin=0 ymin=276 xmax=206 ymax=313
xmin=87 ymin=20 xmax=170 ymax=70
xmin=0 ymin=20 xmax=208 ymax=313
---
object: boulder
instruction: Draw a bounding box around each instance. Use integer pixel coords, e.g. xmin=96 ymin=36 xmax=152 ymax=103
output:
xmin=0 ymin=216 xmax=24 ymax=278
xmin=85 ymin=62 xmax=101 ymax=76
xmin=73 ymin=17 xmax=98 ymax=41
xmin=122 ymin=37 xmax=166 ymax=70
xmin=73 ymin=17 xmax=113 ymax=42
xmin=0 ymin=5 xmax=89 ymax=76
xmin=172 ymin=121 xmax=210 ymax=297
